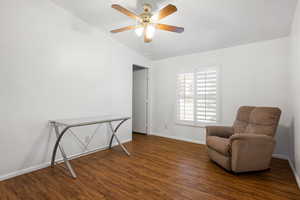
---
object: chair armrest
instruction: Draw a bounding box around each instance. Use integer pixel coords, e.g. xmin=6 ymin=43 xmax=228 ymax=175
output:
xmin=230 ymin=134 xmax=275 ymax=143
xmin=206 ymin=126 xmax=234 ymax=138
xmin=229 ymin=134 xmax=275 ymax=173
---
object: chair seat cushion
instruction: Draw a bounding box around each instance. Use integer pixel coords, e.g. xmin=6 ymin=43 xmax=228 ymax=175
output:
xmin=207 ymin=136 xmax=231 ymax=156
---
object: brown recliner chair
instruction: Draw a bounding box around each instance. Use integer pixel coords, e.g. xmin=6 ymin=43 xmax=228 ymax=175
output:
xmin=206 ymin=106 xmax=281 ymax=173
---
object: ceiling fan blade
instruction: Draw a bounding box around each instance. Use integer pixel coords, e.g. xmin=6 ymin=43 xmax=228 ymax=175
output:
xmin=156 ymin=24 xmax=184 ymax=33
xmin=156 ymin=4 xmax=177 ymax=21
xmin=111 ymin=4 xmax=140 ymax=21
xmin=110 ymin=25 xmax=139 ymax=33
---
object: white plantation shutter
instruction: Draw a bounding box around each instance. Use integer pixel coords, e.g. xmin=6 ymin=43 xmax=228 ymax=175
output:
xmin=195 ymin=69 xmax=218 ymax=123
xmin=176 ymin=67 xmax=218 ymax=125
xmin=177 ymin=73 xmax=194 ymax=121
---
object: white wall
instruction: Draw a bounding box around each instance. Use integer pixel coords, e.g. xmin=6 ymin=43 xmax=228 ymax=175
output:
xmin=0 ymin=0 xmax=149 ymax=179
xmin=289 ymin=0 xmax=300 ymax=182
xmin=150 ymin=38 xmax=291 ymax=156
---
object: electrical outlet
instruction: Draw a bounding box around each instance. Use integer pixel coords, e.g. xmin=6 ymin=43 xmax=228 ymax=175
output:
xmin=164 ymin=123 xmax=168 ymax=129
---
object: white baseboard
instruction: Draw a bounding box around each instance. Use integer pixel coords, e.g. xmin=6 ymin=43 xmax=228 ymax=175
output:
xmin=0 ymin=139 xmax=131 ymax=182
xmin=272 ymin=154 xmax=300 ymax=189
xmin=0 ymin=162 xmax=51 ymax=182
xmin=272 ymin=154 xmax=289 ymax=160
xmin=150 ymin=132 xmax=206 ymax=145
xmin=288 ymin=159 xmax=300 ymax=189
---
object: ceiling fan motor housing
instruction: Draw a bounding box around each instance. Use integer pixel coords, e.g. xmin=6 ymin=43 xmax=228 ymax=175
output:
xmin=140 ymin=4 xmax=153 ymax=24
xmin=143 ymin=3 xmax=152 ymax=13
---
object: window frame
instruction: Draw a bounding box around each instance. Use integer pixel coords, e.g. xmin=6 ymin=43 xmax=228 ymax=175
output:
xmin=175 ymin=66 xmax=221 ymax=127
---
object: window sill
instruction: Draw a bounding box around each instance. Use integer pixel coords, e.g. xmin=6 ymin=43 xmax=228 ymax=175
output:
xmin=175 ymin=121 xmax=219 ymax=128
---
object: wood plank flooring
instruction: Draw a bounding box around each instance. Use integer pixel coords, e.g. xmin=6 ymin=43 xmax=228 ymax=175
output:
xmin=0 ymin=134 xmax=299 ymax=200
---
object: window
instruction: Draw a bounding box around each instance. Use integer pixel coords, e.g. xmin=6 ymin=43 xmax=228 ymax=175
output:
xmin=176 ymin=67 xmax=219 ymax=126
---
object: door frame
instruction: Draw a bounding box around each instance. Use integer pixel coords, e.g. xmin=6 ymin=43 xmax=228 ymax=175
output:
xmin=132 ymin=64 xmax=150 ymax=135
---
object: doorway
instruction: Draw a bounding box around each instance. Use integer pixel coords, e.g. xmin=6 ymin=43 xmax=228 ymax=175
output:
xmin=132 ymin=65 xmax=149 ymax=135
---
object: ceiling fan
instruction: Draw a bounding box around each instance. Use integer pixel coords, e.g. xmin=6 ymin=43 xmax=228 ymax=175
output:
xmin=110 ymin=3 xmax=184 ymax=43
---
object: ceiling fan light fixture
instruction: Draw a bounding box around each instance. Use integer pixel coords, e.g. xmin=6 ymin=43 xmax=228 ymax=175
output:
xmin=145 ymin=24 xmax=156 ymax=39
xmin=151 ymin=14 xmax=159 ymax=22
xmin=135 ymin=26 xmax=144 ymax=37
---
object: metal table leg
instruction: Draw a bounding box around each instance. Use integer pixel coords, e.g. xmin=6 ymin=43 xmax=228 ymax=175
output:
xmin=50 ymin=118 xmax=130 ymax=178
xmin=52 ymin=123 xmax=77 ymax=178
xmin=108 ymin=120 xmax=130 ymax=156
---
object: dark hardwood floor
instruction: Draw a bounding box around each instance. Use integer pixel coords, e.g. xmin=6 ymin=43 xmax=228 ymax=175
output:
xmin=0 ymin=134 xmax=299 ymax=200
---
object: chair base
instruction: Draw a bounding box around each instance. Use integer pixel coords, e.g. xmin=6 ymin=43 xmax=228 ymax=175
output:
xmin=207 ymin=147 xmax=272 ymax=173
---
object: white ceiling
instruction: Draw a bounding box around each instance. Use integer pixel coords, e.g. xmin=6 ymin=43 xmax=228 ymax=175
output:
xmin=51 ymin=0 xmax=298 ymax=60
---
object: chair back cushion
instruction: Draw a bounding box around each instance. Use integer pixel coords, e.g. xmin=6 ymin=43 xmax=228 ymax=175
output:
xmin=233 ymin=106 xmax=281 ymax=137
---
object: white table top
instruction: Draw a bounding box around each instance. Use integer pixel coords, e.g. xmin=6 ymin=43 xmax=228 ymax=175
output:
xmin=50 ymin=115 xmax=130 ymax=127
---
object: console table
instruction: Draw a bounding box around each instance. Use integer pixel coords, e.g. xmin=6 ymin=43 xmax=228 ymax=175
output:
xmin=50 ymin=116 xmax=131 ymax=178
